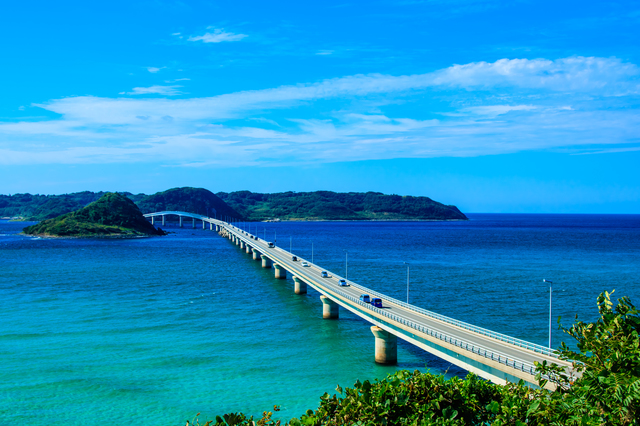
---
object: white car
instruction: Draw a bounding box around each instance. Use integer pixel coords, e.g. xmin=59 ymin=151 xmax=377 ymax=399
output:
xmin=321 ymin=271 xmax=329 ymax=278
xmin=301 ymin=261 xmax=310 ymax=267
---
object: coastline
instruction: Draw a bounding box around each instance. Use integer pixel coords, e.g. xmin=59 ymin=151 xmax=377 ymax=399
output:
xmin=20 ymin=232 xmax=160 ymax=239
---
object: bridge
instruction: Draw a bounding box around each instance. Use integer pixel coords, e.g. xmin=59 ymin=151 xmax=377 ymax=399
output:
xmin=145 ymin=211 xmax=571 ymax=388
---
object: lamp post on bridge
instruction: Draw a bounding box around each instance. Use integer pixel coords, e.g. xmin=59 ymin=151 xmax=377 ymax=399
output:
xmin=343 ymin=250 xmax=348 ymax=280
xmin=543 ymin=279 xmax=553 ymax=349
xmin=403 ymin=262 xmax=410 ymax=304
xmin=312 ymin=242 xmax=314 ymax=264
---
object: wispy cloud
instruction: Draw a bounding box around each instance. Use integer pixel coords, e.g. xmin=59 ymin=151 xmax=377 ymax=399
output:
xmin=119 ymin=85 xmax=184 ymax=96
xmin=188 ymin=28 xmax=248 ymax=43
xmin=1 ymin=56 xmax=638 ymax=166
xmin=147 ymin=66 xmax=166 ymax=73
xmin=316 ymin=50 xmax=334 ymax=55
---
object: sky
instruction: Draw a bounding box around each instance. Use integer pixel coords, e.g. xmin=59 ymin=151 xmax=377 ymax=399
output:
xmin=1 ymin=0 xmax=639 ymax=213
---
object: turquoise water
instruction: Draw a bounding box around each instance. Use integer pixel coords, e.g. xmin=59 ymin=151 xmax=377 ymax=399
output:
xmin=1 ymin=214 xmax=639 ymax=424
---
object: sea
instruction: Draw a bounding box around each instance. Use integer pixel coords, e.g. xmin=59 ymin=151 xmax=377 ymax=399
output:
xmin=1 ymin=214 xmax=639 ymax=425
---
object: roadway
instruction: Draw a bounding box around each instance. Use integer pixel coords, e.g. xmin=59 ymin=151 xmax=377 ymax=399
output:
xmin=218 ymin=222 xmax=573 ymax=387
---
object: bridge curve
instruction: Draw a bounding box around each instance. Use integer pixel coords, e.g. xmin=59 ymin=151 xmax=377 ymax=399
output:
xmin=144 ymin=211 xmax=216 ymax=229
xmin=145 ymin=211 xmax=572 ymax=388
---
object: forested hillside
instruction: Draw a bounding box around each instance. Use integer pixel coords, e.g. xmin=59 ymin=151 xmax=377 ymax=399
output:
xmin=23 ymin=193 xmax=165 ymax=237
xmin=216 ymin=191 xmax=467 ymax=221
xmin=2 ymin=188 xmax=467 ymax=222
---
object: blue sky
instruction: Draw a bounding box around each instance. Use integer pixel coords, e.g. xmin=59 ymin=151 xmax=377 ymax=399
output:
xmin=1 ymin=0 xmax=639 ymax=213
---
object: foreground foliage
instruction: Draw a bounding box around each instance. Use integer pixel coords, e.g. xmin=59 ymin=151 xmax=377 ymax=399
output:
xmin=199 ymin=292 xmax=639 ymax=426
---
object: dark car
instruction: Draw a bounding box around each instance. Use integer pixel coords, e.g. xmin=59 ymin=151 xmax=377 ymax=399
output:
xmin=292 ymin=256 xmax=298 ymax=261
xmin=371 ymin=298 xmax=383 ymax=308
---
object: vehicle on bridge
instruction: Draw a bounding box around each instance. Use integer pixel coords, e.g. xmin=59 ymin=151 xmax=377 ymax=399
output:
xmin=301 ymin=261 xmax=310 ymax=267
xmin=359 ymin=294 xmax=370 ymax=303
xmin=267 ymin=242 xmax=275 ymax=248
xmin=371 ymin=298 xmax=383 ymax=308
xmin=321 ymin=271 xmax=329 ymax=278
xmin=292 ymin=255 xmax=298 ymax=261
xmin=339 ymin=279 xmax=349 ymax=286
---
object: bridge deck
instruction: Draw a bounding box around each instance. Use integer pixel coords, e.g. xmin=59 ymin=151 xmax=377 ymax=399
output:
xmin=145 ymin=212 xmax=571 ymax=387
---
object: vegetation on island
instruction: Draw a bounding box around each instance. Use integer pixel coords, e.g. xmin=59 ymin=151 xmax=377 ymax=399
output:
xmin=1 ymin=188 xmax=467 ymax=222
xmin=0 ymin=191 xmax=146 ymax=221
xmin=136 ymin=187 xmax=242 ymax=220
xmin=216 ymin=191 xmax=468 ymax=221
xmin=198 ymin=291 xmax=638 ymax=426
xmin=22 ymin=192 xmax=165 ymax=237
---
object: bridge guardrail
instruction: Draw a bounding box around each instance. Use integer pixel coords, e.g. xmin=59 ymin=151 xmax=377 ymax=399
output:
xmin=322 ymin=286 xmax=538 ymax=376
xmin=346 ymin=281 xmax=557 ymax=358
xmin=220 ymin=224 xmax=545 ymax=376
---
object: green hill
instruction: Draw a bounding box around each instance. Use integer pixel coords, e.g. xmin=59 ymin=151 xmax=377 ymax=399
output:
xmin=0 ymin=191 xmax=146 ymax=221
xmin=216 ymin=191 xmax=468 ymax=221
xmin=136 ymin=187 xmax=242 ymax=220
xmin=23 ymin=193 xmax=165 ymax=237
xmin=3 ymin=188 xmax=467 ymax=222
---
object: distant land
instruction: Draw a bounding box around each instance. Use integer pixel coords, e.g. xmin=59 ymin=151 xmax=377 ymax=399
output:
xmin=23 ymin=193 xmax=166 ymax=238
xmin=1 ymin=187 xmax=467 ymax=222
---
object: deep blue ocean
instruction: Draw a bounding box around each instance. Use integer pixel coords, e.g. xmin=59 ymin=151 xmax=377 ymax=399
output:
xmin=1 ymin=214 xmax=639 ymax=425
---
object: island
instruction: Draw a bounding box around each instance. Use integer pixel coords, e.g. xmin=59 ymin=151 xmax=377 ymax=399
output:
xmin=3 ymin=187 xmax=468 ymax=222
xmin=22 ymin=192 xmax=166 ymax=238
xmin=216 ymin=190 xmax=468 ymax=221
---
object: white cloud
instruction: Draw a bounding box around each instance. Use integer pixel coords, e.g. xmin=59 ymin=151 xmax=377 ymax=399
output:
xmin=119 ymin=85 xmax=184 ymax=96
xmin=147 ymin=66 xmax=166 ymax=73
xmin=1 ymin=56 xmax=638 ymax=167
xmin=188 ymin=28 xmax=248 ymax=43
xmin=460 ymin=105 xmax=538 ymax=117
xmin=316 ymin=50 xmax=334 ymax=55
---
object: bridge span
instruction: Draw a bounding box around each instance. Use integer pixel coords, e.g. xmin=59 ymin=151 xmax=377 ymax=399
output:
xmin=145 ymin=211 xmax=571 ymax=388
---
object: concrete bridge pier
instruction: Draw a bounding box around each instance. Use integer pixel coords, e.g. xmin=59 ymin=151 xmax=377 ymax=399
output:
xmin=293 ymin=276 xmax=307 ymax=294
xmin=240 ymin=241 xmax=245 ymax=249
xmin=192 ymin=218 xmax=196 ymax=229
xmin=215 ymin=225 xmax=219 ymax=232
xmin=162 ymin=215 xmax=165 ymax=226
xmin=246 ymin=245 xmax=252 ymax=254
xmin=261 ymin=255 xmax=272 ymax=268
xmin=202 ymin=220 xmax=205 ymax=230
xmin=370 ymin=326 xmax=397 ymax=365
xmin=210 ymin=222 xmax=213 ymax=231
xmin=320 ymin=295 xmax=339 ymax=319
xmin=179 ymin=216 xmax=183 ymax=228
xmin=151 ymin=216 xmax=155 ymax=225
xmin=252 ymin=248 xmax=261 ymax=261
xmin=274 ymin=264 xmax=286 ymax=279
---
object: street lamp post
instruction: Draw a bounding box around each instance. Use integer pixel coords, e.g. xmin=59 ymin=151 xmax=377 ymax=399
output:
xmin=343 ymin=250 xmax=348 ymax=279
xmin=543 ymin=279 xmax=553 ymax=349
xmin=403 ymin=262 xmax=410 ymax=303
xmin=312 ymin=242 xmax=314 ymax=264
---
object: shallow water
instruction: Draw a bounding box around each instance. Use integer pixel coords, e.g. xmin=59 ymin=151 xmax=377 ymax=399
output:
xmin=1 ymin=214 xmax=638 ymax=424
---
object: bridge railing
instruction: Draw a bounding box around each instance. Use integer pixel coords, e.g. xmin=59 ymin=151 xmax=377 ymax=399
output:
xmin=324 ymin=286 xmax=539 ymax=376
xmin=222 ymin=224 xmax=551 ymax=372
xmin=343 ymin=281 xmax=557 ymax=358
